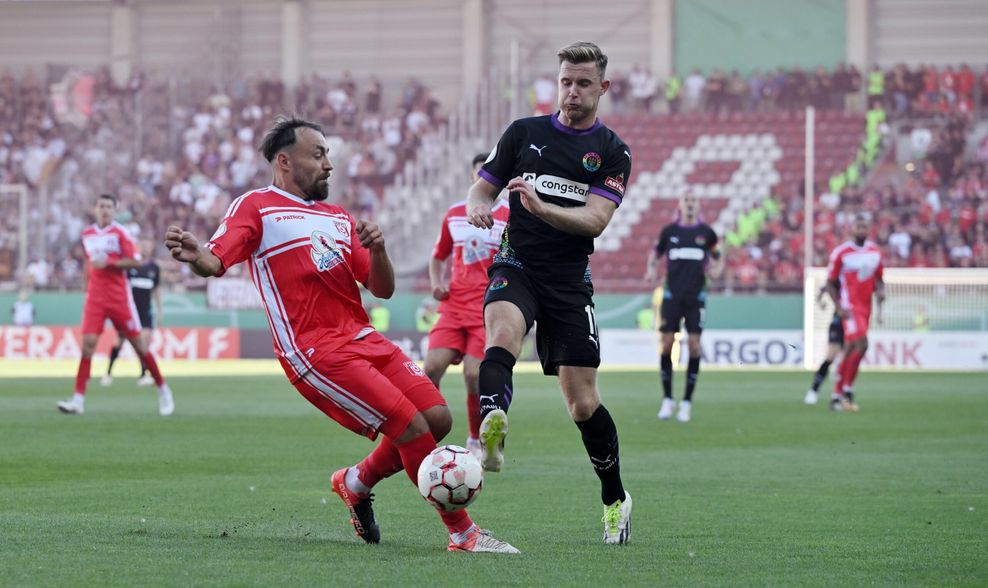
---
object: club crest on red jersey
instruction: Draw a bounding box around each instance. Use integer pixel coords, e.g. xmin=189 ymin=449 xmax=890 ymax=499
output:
xmin=310 ymin=230 xmax=344 ymax=272
xmin=404 ymin=361 xmax=425 ymax=377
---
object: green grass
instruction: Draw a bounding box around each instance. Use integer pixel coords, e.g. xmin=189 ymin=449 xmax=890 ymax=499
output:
xmin=1 ymin=371 xmax=986 ymax=587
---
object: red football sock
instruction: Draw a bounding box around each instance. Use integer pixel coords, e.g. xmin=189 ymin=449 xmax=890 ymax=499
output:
xmin=842 ymin=348 xmax=865 ymax=391
xmin=466 ymin=392 xmax=481 ymax=440
xmin=356 ymin=437 xmax=404 ymax=489
xmin=395 ymin=430 xmax=474 ymax=534
xmin=140 ymin=351 xmax=165 ymax=386
xmin=75 ymin=357 xmax=92 ymax=395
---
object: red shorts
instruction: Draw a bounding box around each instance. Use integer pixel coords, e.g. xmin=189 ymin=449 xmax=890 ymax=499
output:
xmin=81 ymin=293 xmax=142 ymax=338
xmin=427 ymin=311 xmax=486 ymax=363
xmin=841 ymin=308 xmax=871 ymax=343
xmin=292 ymin=331 xmax=445 ymax=441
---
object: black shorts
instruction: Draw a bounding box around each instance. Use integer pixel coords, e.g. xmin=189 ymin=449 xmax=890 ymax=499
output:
xmin=484 ymin=264 xmax=599 ymax=376
xmin=827 ymin=314 xmax=844 ymax=346
xmin=137 ymin=306 xmax=155 ymax=330
xmin=659 ymin=294 xmax=705 ymax=334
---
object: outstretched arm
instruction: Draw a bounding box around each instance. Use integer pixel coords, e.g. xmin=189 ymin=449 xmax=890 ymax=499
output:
xmin=164 ymin=225 xmax=223 ymax=278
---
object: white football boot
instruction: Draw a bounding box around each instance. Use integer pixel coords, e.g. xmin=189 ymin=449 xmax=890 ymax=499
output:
xmin=478 ymin=409 xmax=507 ymax=472
xmin=804 ymin=390 xmax=818 ymax=405
xmin=158 ymin=384 xmax=175 ymax=416
xmin=657 ymin=398 xmax=676 ymax=420
xmin=57 ymin=394 xmax=85 ymax=415
xmin=676 ymin=400 xmax=692 ymax=423
xmin=602 ymin=492 xmax=632 ymax=545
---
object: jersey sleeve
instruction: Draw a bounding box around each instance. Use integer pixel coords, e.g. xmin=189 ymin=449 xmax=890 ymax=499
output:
xmin=589 ymin=140 xmax=632 ymax=206
xmin=118 ymin=228 xmax=139 ymax=260
xmin=432 ymin=210 xmax=454 ymax=261
xmin=206 ymin=196 xmax=262 ymax=277
xmin=827 ymin=248 xmax=843 ymax=282
xmin=348 ymin=212 xmax=371 ymax=286
xmin=478 ymin=122 xmax=519 ymax=190
xmin=655 ymin=226 xmax=670 ymax=256
xmin=706 ymin=226 xmax=720 ymax=256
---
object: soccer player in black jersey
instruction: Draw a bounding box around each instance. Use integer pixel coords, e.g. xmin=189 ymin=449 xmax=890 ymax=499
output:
xmin=804 ymin=285 xmax=845 ymax=406
xmin=466 ymin=41 xmax=633 ymax=545
xmin=644 ymin=192 xmax=720 ymax=423
xmin=103 ymin=239 xmax=163 ymax=387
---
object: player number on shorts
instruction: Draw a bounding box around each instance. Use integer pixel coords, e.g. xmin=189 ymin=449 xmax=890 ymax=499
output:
xmin=585 ymin=305 xmax=598 ymax=337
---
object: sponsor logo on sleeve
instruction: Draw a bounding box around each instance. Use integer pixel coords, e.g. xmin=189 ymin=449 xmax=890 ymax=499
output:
xmin=603 ymin=173 xmax=625 ymax=195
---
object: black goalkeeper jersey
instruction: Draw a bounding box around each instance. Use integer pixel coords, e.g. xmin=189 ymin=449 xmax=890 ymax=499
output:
xmin=655 ymin=223 xmax=718 ymax=299
xmin=127 ymin=260 xmax=160 ymax=312
xmin=479 ymin=113 xmax=632 ymax=281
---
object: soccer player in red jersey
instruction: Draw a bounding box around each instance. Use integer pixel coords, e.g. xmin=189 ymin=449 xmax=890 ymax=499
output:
xmin=57 ymin=194 xmax=174 ymax=416
xmin=826 ymin=214 xmax=886 ymax=412
xmin=164 ymin=117 xmax=517 ymax=553
xmin=425 ymin=154 xmax=510 ymax=460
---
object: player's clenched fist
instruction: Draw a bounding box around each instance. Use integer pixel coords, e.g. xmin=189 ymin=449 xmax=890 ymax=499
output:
xmin=507 ymin=176 xmax=544 ymax=218
xmin=164 ymin=225 xmax=201 ymax=263
xmin=356 ymin=219 xmax=385 ymax=251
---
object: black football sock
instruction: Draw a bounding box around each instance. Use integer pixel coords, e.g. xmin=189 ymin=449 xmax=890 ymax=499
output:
xmin=811 ymin=360 xmax=832 ymax=392
xmin=576 ymin=405 xmax=626 ymax=506
xmin=478 ymin=346 xmax=515 ymax=417
xmin=684 ymin=357 xmax=700 ymax=401
xmin=107 ymin=344 xmax=122 ymax=375
xmin=660 ymin=353 xmax=673 ymax=399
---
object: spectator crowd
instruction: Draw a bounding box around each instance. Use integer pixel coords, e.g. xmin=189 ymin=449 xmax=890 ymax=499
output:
xmin=1 ymin=61 xmax=987 ymax=293
xmin=0 ymin=67 xmax=445 ymax=290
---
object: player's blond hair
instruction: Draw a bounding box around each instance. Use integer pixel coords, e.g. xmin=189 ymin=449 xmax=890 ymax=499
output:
xmin=557 ymin=42 xmax=608 ymax=80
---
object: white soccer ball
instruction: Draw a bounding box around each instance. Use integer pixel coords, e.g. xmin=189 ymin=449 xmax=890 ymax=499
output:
xmin=416 ymin=444 xmax=483 ymax=512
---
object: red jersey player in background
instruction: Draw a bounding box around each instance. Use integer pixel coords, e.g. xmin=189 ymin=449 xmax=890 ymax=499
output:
xmin=57 ymin=194 xmax=174 ymax=416
xmin=164 ymin=117 xmax=517 ymax=554
xmin=826 ymin=213 xmax=886 ymax=412
xmin=425 ymin=153 xmax=509 ymax=460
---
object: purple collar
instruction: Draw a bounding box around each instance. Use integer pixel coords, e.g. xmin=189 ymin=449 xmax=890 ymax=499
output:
xmin=551 ymin=112 xmax=602 ymax=135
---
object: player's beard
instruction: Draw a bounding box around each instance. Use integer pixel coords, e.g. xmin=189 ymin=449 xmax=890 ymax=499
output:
xmin=300 ymin=173 xmax=330 ymax=201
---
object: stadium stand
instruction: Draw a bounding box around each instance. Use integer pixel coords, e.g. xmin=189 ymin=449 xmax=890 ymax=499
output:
xmin=1 ymin=63 xmax=987 ymax=293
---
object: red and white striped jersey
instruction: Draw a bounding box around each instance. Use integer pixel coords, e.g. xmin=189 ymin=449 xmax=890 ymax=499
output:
xmin=206 ymin=185 xmax=373 ymax=382
xmin=81 ymin=221 xmax=138 ymax=303
xmin=827 ymin=240 xmax=884 ymax=313
xmin=431 ymin=199 xmax=509 ymax=318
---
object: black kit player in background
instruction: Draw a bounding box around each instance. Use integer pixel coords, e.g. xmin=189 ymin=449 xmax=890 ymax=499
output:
xmin=103 ymin=239 xmax=163 ymax=387
xmin=644 ymin=192 xmax=721 ymax=423
xmin=466 ymin=41 xmax=633 ymax=545
xmin=804 ymin=285 xmax=845 ymax=407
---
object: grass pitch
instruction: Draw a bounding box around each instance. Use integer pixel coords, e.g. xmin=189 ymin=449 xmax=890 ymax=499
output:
xmin=1 ymin=369 xmax=986 ymax=586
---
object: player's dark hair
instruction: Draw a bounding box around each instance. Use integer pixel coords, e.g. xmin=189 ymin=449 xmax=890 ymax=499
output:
xmin=97 ymin=193 xmax=117 ymax=205
xmin=472 ymin=153 xmax=488 ymax=167
xmin=259 ymin=116 xmax=325 ymax=163
xmin=557 ymin=41 xmax=608 ymax=79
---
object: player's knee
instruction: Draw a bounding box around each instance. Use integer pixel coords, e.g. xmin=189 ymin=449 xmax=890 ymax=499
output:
xmin=395 ymin=412 xmax=431 ymax=444
xmin=565 ymin=396 xmax=600 ymax=422
xmin=423 ymin=361 xmax=445 ymax=387
xmin=462 ymin=362 xmax=480 ymax=386
xmin=688 ymin=341 xmax=701 ymax=357
xmin=423 ymin=405 xmax=452 ymax=441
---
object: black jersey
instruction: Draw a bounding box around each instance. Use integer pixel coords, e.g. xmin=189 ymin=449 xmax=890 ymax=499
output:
xmin=127 ymin=260 xmax=160 ymax=312
xmin=480 ymin=113 xmax=631 ymax=281
xmin=655 ymin=223 xmax=718 ymax=298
